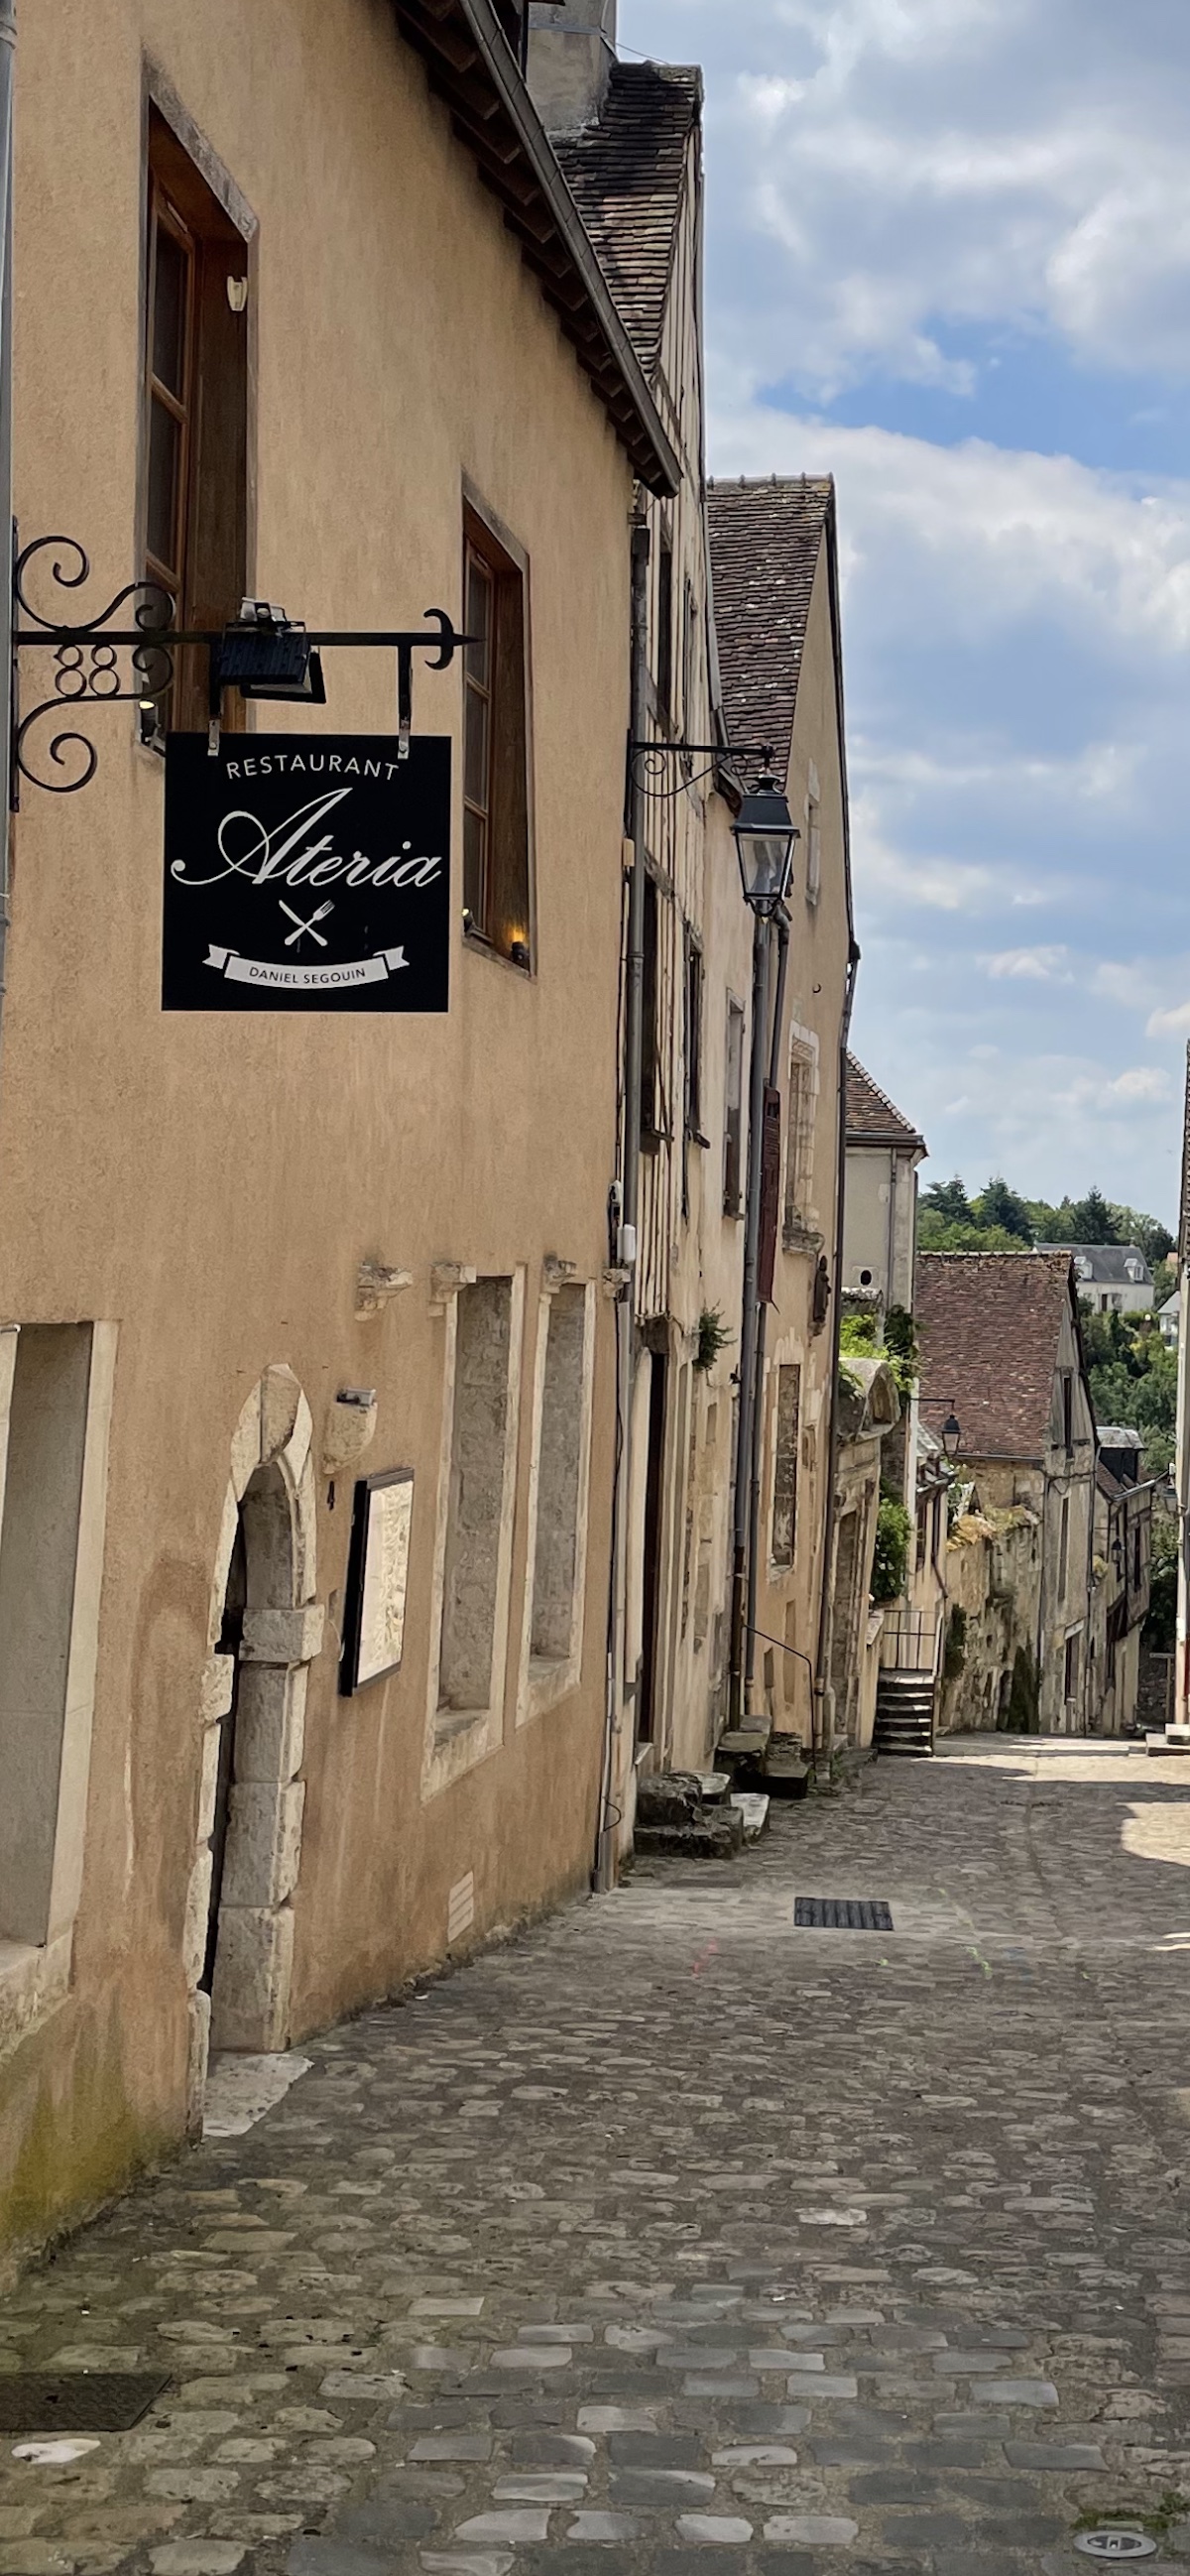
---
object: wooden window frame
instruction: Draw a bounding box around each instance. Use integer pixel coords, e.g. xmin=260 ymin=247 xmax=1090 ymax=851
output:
xmin=639 ymin=867 xmax=663 ymax=1146
xmin=655 ymin=527 xmax=674 ymax=721
xmin=724 ymin=995 xmax=746 ymax=1215
xmin=683 ymin=927 xmax=706 ymax=1145
xmin=145 ymin=183 xmax=197 ymax=612
xmin=461 ymin=494 xmax=534 ymax=970
xmin=142 ymin=105 xmax=251 ymax=739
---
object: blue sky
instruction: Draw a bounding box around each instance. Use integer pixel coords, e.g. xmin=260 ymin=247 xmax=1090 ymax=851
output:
xmin=621 ymin=0 xmax=1190 ymax=1222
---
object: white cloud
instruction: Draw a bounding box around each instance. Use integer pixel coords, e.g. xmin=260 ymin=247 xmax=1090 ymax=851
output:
xmin=622 ymin=0 xmax=1190 ymax=1216
xmin=708 ymin=406 xmax=1190 ymax=655
xmin=982 ymin=945 xmax=1072 ymax=981
xmin=627 ymin=0 xmax=1190 ymax=391
xmin=1147 ymin=1001 xmax=1190 ymax=1039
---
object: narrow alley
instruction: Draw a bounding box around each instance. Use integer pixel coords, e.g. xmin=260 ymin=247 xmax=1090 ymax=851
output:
xmin=5 ymin=1741 xmax=1190 ymax=2576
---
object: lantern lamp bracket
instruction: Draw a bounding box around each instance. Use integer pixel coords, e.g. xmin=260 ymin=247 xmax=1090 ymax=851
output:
xmin=628 ymin=735 xmax=775 ymax=806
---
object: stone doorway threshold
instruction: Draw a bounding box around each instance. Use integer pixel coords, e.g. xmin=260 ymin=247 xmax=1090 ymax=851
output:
xmin=201 ymin=2048 xmax=312 ymax=2138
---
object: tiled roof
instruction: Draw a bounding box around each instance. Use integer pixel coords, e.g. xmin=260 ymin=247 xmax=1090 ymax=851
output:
xmin=845 ymin=1054 xmax=925 ymax=1153
xmin=916 ymin=1251 xmax=1076 ymax=1463
xmin=551 ymin=63 xmax=702 ymax=378
xmin=706 ymin=477 xmax=834 ymax=782
xmin=389 ymin=2 xmax=679 ymax=493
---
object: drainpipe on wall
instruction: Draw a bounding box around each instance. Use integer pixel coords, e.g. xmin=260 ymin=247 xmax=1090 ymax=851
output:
xmin=728 ymin=908 xmax=772 ymax=1724
xmin=811 ymin=936 xmax=860 ymax=1779
xmin=594 ymin=505 xmax=651 ymax=1894
xmin=0 ymin=0 xmax=15 ymax=1058
xmin=744 ymin=906 xmax=790 ymax=1711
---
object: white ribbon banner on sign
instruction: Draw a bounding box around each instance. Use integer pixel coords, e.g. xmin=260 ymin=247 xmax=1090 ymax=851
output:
xmin=204 ymin=945 xmax=408 ymax=992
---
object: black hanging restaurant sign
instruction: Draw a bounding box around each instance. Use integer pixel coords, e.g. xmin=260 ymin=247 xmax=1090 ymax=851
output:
xmin=162 ymin=734 xmax=451 ymax=1012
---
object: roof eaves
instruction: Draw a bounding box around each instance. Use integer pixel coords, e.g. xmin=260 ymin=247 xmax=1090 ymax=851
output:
xmin=389 ymin=0 xmax=680 ymax=496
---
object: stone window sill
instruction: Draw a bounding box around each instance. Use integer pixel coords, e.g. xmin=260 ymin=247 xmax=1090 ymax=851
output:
xmin=520 ymin=1654 xmax=580 ymax=1727
xmin=0 ymin=1931 xmax=72 ymax=2063
xmin=433 ymin=1705 xmax=489 ymax=1748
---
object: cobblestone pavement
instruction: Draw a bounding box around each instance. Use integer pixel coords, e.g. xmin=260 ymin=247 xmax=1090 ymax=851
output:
xmin=9 ymin=1736 xmax=1190 ymax=2576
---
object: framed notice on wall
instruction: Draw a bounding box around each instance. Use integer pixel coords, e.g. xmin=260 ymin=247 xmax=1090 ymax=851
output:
xmin=340 ymin=1468 xmax=416 ymax=1696
xmin=162 ymin=735 xmax=451 ymax=1011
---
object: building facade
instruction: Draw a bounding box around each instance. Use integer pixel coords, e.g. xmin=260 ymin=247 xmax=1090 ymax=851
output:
xmin=1039 ymin=1244 xmax=1154 ymax=1316
xmin=843 ymin=1055 xmax=924 ymax=1311
xmin=918 ymin=1251 xmax=1129 ymax=1734
xmin=0 ymin=0 xmax=680 ymax=2271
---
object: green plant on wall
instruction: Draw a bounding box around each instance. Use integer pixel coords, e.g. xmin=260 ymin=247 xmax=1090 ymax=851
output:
xmin=883 ymin=1304 xmax=919 ymax=1400
xmin=943 ymin=1604 xmax=968 ymax=1679
xmin=694 ymin=1306 xmax=733 ymax=1375
xmin=1005 ymin=1643 xmax=1039 ymax=1733
xmin=839 ymin=1304 xmax=918 ymax=1402
xmin=872 ymin=1493 xmax=911 ymax=1604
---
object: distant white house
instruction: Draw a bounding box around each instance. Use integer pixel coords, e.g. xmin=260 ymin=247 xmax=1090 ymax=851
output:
xmin=1038 ymin=1242 xmax=1154 ymax=1316
xmin=1159 ymin=1289 xmax=1180 ymax=1347
xmin=843 ymin=1056 xmax=926 ymax=1311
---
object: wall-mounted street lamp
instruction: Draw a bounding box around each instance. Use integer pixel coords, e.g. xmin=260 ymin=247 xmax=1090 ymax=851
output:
xmin=923 ymin=1396 xmax=962 ymax=1462
xmin=732 ymin=771 xmax=798 ymax=917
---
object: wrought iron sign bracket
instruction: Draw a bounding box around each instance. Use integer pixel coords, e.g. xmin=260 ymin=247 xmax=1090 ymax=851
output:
xmin=627 ymin=734 xmax=776 ymax=809
xmin=10 ymin=532 xmax=473 ymax=802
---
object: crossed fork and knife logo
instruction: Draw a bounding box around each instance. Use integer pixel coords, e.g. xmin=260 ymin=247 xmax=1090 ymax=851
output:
xmin=279 ymin=899 xmax=335 ymax=949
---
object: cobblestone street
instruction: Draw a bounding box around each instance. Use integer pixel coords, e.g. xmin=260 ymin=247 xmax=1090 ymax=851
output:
xmin=8 ymin=1737 xmax=1190 ymax=2576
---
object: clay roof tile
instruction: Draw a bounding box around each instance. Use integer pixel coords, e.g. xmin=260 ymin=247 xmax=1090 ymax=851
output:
xmin=916 ymin=1250 xmax=1076 ymax=1463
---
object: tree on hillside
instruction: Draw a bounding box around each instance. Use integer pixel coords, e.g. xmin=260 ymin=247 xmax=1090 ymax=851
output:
xmin=973 ymin=1176 xmax=1033 ymax=1242
xmin=1109 ymin=1205 xmax=1174 ymax=1269
xmin=921 ymin=1174 xmax=972 ymax=1226
xmin=1082 ymin=1301 xmax=1178 ymax=1475
xmin=1079 ymin=1306 xmax=1140 ymax=1376
xmin=917 ymin=1212 xmax=1027 ymax=1254
xmin=1066 ymin=1187 xmax=1120 ymax=1244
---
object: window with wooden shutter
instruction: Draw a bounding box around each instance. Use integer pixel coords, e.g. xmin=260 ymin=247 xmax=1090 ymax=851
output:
xmin=143 ymin=113 xmax=248 ymax=737
xmin=639 ymin=870 xmax=661 ymax=1143
xmin=655 ymin=529 xmax=674 ymax=717
xmin=784 ymin=1038 xmax=817 ymax=1241
xmin=462 ymin=506 xmax=532 ymax=968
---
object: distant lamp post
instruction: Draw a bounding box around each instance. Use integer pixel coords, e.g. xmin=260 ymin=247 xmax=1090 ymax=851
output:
xmin=732 ymin=773 xmax=798 ymax=916
xmin=1111 ymin=1527 xmax=1124 ymax=1578
xmin=941 ymin=1409 xmax=962 ymax=1462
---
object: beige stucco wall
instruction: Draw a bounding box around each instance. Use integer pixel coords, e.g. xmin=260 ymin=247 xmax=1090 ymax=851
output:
xmin=0 ymin=0 xmax=638 ymax=2268
xmin=750 ymin=547 xmax=852 ymax=1752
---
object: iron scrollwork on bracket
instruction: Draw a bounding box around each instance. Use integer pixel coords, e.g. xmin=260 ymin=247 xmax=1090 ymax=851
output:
xmin=13 ymin=534 xmax=175 ymax=797
xmin=10 ymin=531 xmax=472 ymax=801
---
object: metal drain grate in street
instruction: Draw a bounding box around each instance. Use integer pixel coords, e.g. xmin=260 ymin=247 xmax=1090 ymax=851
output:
xmin=0 ymin=2374 xmax=170 ymax=2433
xmin=795 ymin=1897 xmax=894 ymax=1931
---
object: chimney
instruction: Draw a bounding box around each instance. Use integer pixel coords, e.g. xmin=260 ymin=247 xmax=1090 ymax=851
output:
xmin=527 ymin=0 xmax=616 ymax=135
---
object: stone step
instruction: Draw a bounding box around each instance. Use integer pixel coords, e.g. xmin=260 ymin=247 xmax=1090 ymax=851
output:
xmin=730 ymin=1791 xmax=771 ymax=1842
xmin=634 ymin=1809 xmax=745 ymax=1860
xmin=717 ymin=1721 xmax=774 ymax=1765
xmin=764 ymin=1739 xmax=811 ymax=1799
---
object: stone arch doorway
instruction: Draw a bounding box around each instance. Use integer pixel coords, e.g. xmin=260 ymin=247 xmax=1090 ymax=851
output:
xmin=185 ymin=1368 xmax=323 ymax=2127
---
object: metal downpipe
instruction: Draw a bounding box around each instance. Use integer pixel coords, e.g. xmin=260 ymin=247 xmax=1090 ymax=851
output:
xmin=744 ymin=907 xmax=790 ymax=1702
xmin=811 ymin=938 xmax=860 ymax=1777
xmin=595 ymin=507 xmax=651 ymax=1891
